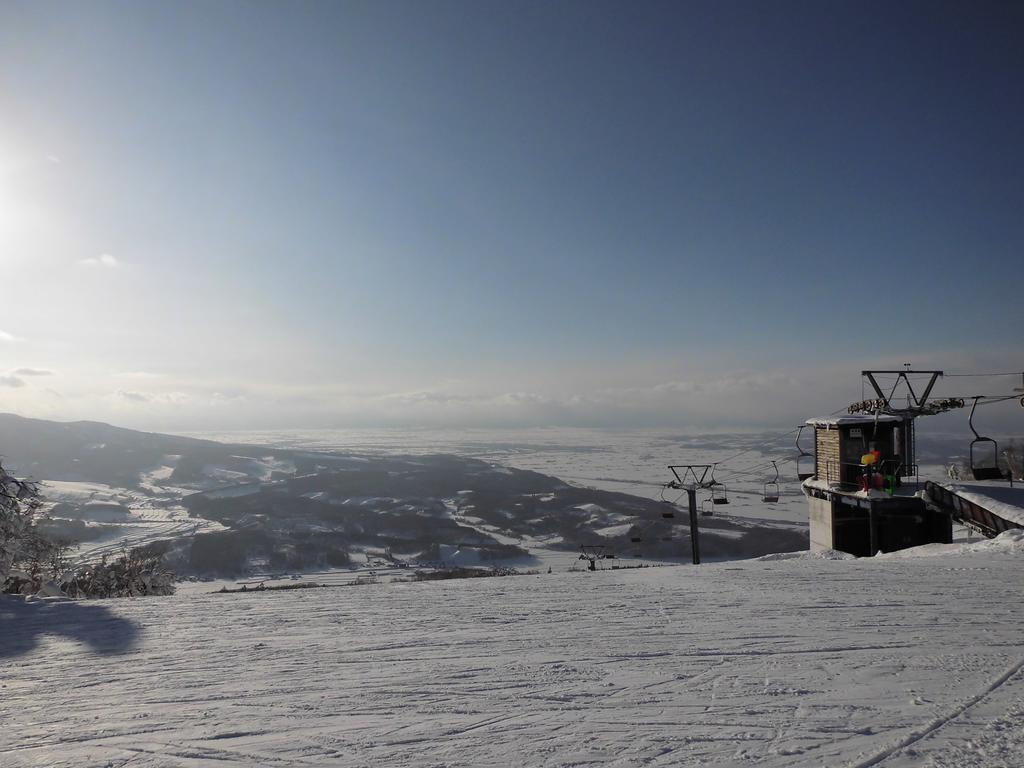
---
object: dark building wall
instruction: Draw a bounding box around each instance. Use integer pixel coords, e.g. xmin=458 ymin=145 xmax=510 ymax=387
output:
xmin=826 ymin=494 xmax=951 ymax=556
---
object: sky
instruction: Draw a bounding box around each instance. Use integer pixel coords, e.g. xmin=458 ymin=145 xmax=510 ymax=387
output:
xmin=0 ymin=0 xmax=1022 ymax=432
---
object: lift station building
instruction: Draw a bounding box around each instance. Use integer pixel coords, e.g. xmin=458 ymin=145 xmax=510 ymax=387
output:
xmin=802 ymin=414 xmax=952 ymax=556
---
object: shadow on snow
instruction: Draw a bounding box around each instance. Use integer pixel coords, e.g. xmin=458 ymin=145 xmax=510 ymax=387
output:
xmin=0 ymin=597 xmax=140 ymax=659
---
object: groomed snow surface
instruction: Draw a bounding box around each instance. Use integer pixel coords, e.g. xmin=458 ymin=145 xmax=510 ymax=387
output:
xmin=3 ymin=535 xmax=1024 ymax=768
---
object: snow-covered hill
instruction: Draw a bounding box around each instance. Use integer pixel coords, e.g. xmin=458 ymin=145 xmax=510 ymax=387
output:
xmin=3 ymin=533 xmax=1023 ymax=767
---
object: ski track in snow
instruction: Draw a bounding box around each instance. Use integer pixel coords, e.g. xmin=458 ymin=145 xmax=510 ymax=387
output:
xmin=3 ymin=552 xmax=1023 ymax=767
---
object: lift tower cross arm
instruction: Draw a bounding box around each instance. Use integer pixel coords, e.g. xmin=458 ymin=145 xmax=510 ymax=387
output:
xmin=667 ymin=465 xmax=711 ymax=488
xmin=861 ymin=370 xmax=943 ymax=414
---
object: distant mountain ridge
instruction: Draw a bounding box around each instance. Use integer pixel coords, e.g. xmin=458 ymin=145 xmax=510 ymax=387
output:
xmin=0 ymin=413 xmax=290 ymax=487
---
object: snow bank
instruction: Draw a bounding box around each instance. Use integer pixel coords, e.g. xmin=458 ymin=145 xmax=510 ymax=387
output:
xmin=755 ymin=549 xmax=857 ymax=562
xmin=755 ymin=531 xmax=1024 ymax=562
xmin=878 ymin=528 xmax=1024 ymax=559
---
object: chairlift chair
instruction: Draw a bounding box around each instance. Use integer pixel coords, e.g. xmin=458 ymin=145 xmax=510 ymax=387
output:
xmin=968 ymin=397 xmax=1006 ymax=481
xmin=762 ymin=460 xmax=780 ymax=503
xmin=660 ymin=483 xmax=680 ymax=518
xmin=630 ymin=535 xmax=642 ymax=543
xmin=796 ymin=425 xmax=814 ymax=481
xmin=709 ymin=464 xmax=730 ymax=504
xmin=701 ymin=498 xmax=715 ymax=517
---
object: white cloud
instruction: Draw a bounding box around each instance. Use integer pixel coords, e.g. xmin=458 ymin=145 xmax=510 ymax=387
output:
xmin=117 ymin=390 xmax=149 ymax=402
xmin=13 ymin=368 xmax=53 ymax=377
xmin=156 ymin=392 xmax=190 ymax=405
xmin=115 ymin=371 xmax=164 ymax=380
xmin=79 ymin=253 xmax=119 ymax=268
xmin=211 ymin=391 xmax=245 ymax=402
xmin=382 ymin=390 xmax=483 ymax=405
xmin=116 ymin=389 xmax=189 ymax=405
xmin=0 ymin=375 xmax=26 ymax=388
xmin=0 ymin=330 xmax=21 ymax=342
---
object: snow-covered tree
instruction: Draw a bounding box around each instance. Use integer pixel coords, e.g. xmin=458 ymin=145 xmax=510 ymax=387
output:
xmin=1004 ymin=439 xmax=1023 ymax=481
xmin=63 ymin=543 xmax=175 ymax=598
xmin=2 ymin=464 xmax=174 ymax=597
xmin=0 ymin=462 xmax=46 ymax=583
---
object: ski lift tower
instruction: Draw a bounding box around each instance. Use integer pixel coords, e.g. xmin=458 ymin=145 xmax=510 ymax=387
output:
xmin=666 ymin=465 xmax=717 ymax=565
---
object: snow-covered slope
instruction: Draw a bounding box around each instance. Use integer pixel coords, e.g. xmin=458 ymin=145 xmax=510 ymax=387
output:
xmin=3 ymin=538 xmax=1023 ymax=767
xmin=37 ymin=479 xmax=225 ymax=567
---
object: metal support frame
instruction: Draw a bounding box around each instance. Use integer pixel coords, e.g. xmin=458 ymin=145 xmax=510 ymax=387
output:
xmin=860 ymin=370 xmax=943 ymax=414
xmin=667 ymin=464 xmax=713 ymax=565
xmin=687 ymin=486 xmax=699 ymax=565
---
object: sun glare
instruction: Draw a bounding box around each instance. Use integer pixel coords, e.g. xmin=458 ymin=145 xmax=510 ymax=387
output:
xmin=0 ymin=144 xmax=51 ymax=248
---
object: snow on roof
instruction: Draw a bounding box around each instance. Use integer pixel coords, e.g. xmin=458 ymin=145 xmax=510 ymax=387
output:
xmin=805 ymin=415 xmax=902 ymax=427
xmin=941 ymin=482 xmax=1024 ymax=527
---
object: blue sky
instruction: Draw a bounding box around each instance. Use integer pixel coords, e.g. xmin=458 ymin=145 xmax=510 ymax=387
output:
xmin=0 ymin=1 xmax=1022 ymax=430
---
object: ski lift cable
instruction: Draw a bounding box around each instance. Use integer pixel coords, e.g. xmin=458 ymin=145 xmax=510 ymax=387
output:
xmin=944 ymin=371 xmax=1023 ymax=378
xmin=942 ymin=394 xmax=1019 ymax=406
xmin=718 ymin=448 xmax=802 ymax=475
xmin=716 ymin=456 xmax=796 ymax=478
xmin=731 ymin=454 xmax=798 ymax=471
xmin=658 ymin=485 xmax=687 ymax=505
xmin=973 ymin=395 xmax=1019 ymax=404
xmin=717 ymin=465 xmax=776 ymax=478
xmin=711 ymin=403 xmax=849 ymax=473
xmin=712 ymin=426 xmax=804 ymax=468
xmin=718 ymin=463 xmax=801 ymax=488
xmin=709 ymin=404 xmax=855 ymax=478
